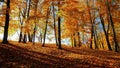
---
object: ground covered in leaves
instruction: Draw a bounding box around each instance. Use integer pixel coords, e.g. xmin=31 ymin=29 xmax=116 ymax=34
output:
xmin=0 ymin=42 xmax=120 ymax=68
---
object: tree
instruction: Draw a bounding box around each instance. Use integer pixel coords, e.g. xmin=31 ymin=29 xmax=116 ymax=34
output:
xmin=42 ymin=7 xmax=51 ymax=47
xmin=2 ymin=0 xmax=10 ymax=44
xmin=105 ymin=0 xmax=118 ymax=52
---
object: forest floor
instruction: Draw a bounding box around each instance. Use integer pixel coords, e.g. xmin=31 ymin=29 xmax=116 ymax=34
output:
xmin=0 ymin=41 xmax=120 ymax=68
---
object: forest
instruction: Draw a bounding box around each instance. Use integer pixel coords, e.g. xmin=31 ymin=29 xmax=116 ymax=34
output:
xmin=0 ymin=0 xmax=120 ymax=68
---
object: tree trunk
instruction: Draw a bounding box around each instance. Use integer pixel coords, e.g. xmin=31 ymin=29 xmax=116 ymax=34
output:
xmin=70 ymin=34 xmax=74 ymax=47
xmin=99 ymin=11 xmax=112 ymax=50
xmin=28 ymin=32 xmax=32 ymax=42
xmin=42 ymin=8 xmax=50 ymax=47
xmin=2 ymin=0 xmax=10 ymax=44
xmin=77 ymin=32 xmax=81 ymax=47
xmin=105 ymin=0 xmax=118 ymax=52
xmin=40 ymin=31 xmax=42 ymax=43
xmin=23 ymin=33 xmax=27 ymax=43
xmin=33 ymin=25 xmax=36 ymax=45
xmin=90 ymin=23 xmax=94 ymax=49
xmin=73 ymin=34 xmax=76 ymax=47
xmin=52 ymin=1 xmax=58 ymax=46
xmin=19 ymin=31 xmax=22 ymax=42
xmin=93 ymin=26 xmax=98 ymax=49
xmin=58 ymin=16 xmax=62 ymax=49
xmin=86 ymin=0 xmax=94 ymax=49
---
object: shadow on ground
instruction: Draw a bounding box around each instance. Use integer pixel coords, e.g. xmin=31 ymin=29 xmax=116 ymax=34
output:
xmin=0 ymin=43 xmax=107 ymax=68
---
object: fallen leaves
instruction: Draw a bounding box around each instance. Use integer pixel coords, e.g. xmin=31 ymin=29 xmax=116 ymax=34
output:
xmin=0 ymin=42 xmax=120 ymax=68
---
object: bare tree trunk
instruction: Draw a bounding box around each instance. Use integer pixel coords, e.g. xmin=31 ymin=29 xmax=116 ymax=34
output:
xmin=99 ymin=10 xmax=112 ymax=50
xmin=33 ymin=24 xmax=36 ymax=45
xmin=86 ymin=0 xmax=94 ymax=49
xmin=105 ymin=0 xmax=118 ymax=52
xmin=42 ymin=8 xmax=50 ymax=47
xmin=28 ymin=32 xmax=32 ymax=42
xmin=23 ymin=33 xmax=27 ymax=43
xmin=58 ymin=16 xmax=62 ymax=49
xmin=57 ymin=0 xmax=62 ymax=49
xmin=70 ymin=34 xmax=74 ymax=47
xmin=52 ymin=1 xmax=58 ymax=46
xmin=2 ymin=0 xmax=10 ymax=44
xmin=40 ymin=30 xmax=42 ymax=43
xmin=19 ymin=31 xmax=23 ymax=42
xmin=73 ymin=34 xmax=76 ymax=47
xmin=93 ymin=26 xmax=99 ymax=49
xmin=77 ymin=32 xmax=81 ymax=47
xmin=18 ymin=8 xmax=23 ymax=43
xmin=26 ymin=0 xmax=31 ymax=43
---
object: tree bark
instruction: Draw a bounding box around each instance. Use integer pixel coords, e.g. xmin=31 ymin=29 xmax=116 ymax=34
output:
xmin=28 ymin=32 xmax=32 ymax=42
xmin=99 ymin=11 xmax=112 ymax=50
xmin=23 ymin=33 xmax=27 ymax=43
xmin=19 ymin=31 xmax=22 ymax=42
xmin=105 ymin=0 xmax=118 ymax=51
xmin=86 ymin=0 xmax=93 ymax=49
xmin=52 ymin=1 xmax=58 ymax=46
xmin=57 ymin=0 xmax=62 ymax=49
xmin=77 ymin=32 xmax=81 ymax=47
xmin=18 ymin=10 xmax=23 ymax=42
xmin=42 ymin=8 xmax=50 ymax=47
xmin=58 ymin=16 xmax=62 ymax=49
xmin=2 ymin=0 xmax=10 ymax=44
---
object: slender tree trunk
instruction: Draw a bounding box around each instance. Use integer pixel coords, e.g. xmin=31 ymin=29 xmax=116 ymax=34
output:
xmin=93 ymin=26 xmax=99 ymax=49
xmin=18 ymin=7 xmax=23 ymax=43
xmin=94 ymin=28 xmax=101 ymax=48
xmin=28 ymin=32 xmax=32 ymax=42
xmin=73 ymin=34 xmax=76 ymax=47
xmin=77 ymin=32 xmax=81 ymax=47
xmin=26 ymin=0 xmax=31 ymax=43
xmin=32 ymin=1 xmax=38 ymax=45
xmin=23 ymin=33 xmax=27 ymax=43
xmin=33 ymin=24 xmax=36 ymax=45
xmin=19 ymin=31 xmax=22 ymax=42
xmin=42 ymin=8 xmax=50 ymax=47
xmin=52 ymin=1 xmax=58 ymax=46
xmin=40 ymin=31 xmax=42 ymax=42
xmin=58 ymin=16 xmax=62 ymax=49
xmin=2 ymin=0 xmax=10 ymax=44
xmin=106 ymin=0 xmax=118 ymax=52
xmin=70 ymin=34 xmax=74 ymax=47
xmin=27 ymin=0 xmax=31 ymax=17
xmin=42 ymin=23 xmax=48 ymax=47
xmin=90 ymin=23 xmax=94 ymax=49
xmin=86 ymin=0 xmax=94 ymax=49
xmin=99 ymin=33 xmax=104 ymax=49
xmin=99 ymin=11 xmax=112 ymax=50
xmin=57 ymin=0 xmax=62 ymax=49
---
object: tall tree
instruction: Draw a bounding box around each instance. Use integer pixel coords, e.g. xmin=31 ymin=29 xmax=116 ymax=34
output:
xmin=42 ymin=7 xmax=51 ymax=47
xmin=52 ymin=1 xmax=58 ymax=46
xmin=98 ymin=9 xmax=112 ymax=50
xmin=2 ymin=0 xmax=10 ymax=44
xmin=86 ymin=0 xmax=94 ymax=49
xmin=32 ymin=0 xmax=39 ymax=45
xmin=57 ymin=0 xmax=62 ymax=49
xmin=105 ymin=0 xmax=118 ymax=52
